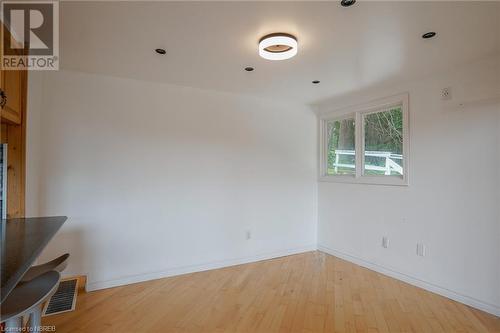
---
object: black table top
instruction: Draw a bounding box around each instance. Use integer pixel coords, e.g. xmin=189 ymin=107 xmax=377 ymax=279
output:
xmin=0 ymin=216 xmax=67 ymax=303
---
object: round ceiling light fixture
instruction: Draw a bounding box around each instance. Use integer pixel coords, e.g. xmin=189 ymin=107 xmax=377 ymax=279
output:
xmin=259 ymin=33 xmax=298 ymax=61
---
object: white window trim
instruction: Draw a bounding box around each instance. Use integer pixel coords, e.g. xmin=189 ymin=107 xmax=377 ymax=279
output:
xmin=318 ymin=93 xmax=409 ymax=186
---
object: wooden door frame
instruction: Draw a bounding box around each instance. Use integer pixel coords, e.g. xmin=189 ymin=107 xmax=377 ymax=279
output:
xmin=1 ymin=23 xmax=28 ymax=218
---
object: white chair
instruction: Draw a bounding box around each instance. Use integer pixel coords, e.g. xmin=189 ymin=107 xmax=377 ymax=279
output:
xmin=21 ymin=253 xmax=69 ymax=282
xmin=1 ymin=271 xmax=61 ymax=331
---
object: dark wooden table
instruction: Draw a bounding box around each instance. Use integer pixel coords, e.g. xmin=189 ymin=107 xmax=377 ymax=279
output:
xmin=0 ymin=216 xmax=67 ymax=303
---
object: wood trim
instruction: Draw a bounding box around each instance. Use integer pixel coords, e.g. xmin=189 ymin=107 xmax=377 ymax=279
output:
xmin=1 ymin=69 xmax=23 ymax=125
xmin=1 ymin=124 xmax=7 ymax=142
xmin=63 ymin=275 xmax=87 ymax=293
xmin=4 ymin=106 xmax=27 ymax=218
xmin=0 ymin=24 xmax=28 ymax=218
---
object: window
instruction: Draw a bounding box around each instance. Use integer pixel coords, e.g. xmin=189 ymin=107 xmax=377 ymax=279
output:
xmin=319 ymin=93 xmax=409 ymax=185
xmin=326 ymin=117 xmax=355 ymax=175
xmin=363 ymin=107 xmax=404 ymax=176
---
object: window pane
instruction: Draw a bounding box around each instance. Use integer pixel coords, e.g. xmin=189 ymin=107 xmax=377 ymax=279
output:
xmin=363 ymin=107 xmax=403 ymax=176
xmin=326 ymin=118 xmax=355 ymax=175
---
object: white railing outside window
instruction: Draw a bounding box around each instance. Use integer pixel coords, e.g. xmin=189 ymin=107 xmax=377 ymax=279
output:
xmin=333 ymin=150 xmax=403 ymax=175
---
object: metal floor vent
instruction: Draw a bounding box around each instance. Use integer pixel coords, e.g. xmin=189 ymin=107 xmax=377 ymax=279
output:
xmin=42 ymin=278 xmax=78 ymax=316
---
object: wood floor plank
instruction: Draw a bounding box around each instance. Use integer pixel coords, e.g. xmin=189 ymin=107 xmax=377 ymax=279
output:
xmin=42 ymin=251 xmax=500 ymax=333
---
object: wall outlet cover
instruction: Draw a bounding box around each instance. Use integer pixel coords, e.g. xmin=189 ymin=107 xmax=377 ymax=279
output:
xmin=382 ymin=236 xmax=389 ymax=248
xmin=417 ymin=243 xmax=426 ymax=257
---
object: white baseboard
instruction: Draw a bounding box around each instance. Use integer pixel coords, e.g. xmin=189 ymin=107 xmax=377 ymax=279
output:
xmin=318 ymin=245 xmax=500 ymax=317
xmin=86 ymin=244 xmax=317 ymax=292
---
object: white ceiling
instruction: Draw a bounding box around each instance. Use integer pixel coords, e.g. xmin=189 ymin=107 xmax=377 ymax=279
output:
xmin=60 ymin=1 xmax=500 ymax=104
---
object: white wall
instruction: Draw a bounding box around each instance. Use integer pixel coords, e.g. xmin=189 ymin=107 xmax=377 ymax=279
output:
xmin=28 ymin=70 xmax=317 ymax=290
xmin=25 ymin=55 xmax=499 ymax=316
xmin=316 ymin=55 xmax=500 ymax=316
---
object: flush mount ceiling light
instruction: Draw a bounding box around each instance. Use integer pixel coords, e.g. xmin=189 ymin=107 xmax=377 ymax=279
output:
xmin=259 ymin=33 xmax=298 ymax=61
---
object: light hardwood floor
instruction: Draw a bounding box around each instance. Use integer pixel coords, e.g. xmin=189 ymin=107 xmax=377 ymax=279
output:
xmin=43 ymin=251 xmax=500 ymax=333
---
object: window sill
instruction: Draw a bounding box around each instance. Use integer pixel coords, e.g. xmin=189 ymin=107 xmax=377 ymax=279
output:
xmin=318 ymin=175 xmax=409 ymax=186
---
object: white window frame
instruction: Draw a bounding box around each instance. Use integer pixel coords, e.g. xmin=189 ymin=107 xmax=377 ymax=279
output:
xmin=319 ymin=93 xmax=409 ymax=186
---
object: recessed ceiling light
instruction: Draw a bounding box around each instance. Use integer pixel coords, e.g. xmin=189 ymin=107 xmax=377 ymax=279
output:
xmin=340 ymin=0 xmax=356 ymax=7
xmin=259 ymin=33 xmax=298 ymax=61
xmin=155 ymin=48 xmax=166 ymax=55
xmin=312 ymin=80 xmax=320 ymax=84
xmin=244 ymin=67 xmax=254 ymax=72
xmin=422 ymin=32 xmax=436 ymax=39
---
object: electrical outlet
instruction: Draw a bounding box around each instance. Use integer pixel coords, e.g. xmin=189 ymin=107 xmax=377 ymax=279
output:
xmin=382 ymin=236 xmax=389 ymax=248
xmin=417 ymin=243 xmax=426 ymax=257
xmin=245 ymin=230 xmax=251 ymax=240
xmin=441 ymin=87 xmax=452 ymax=100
